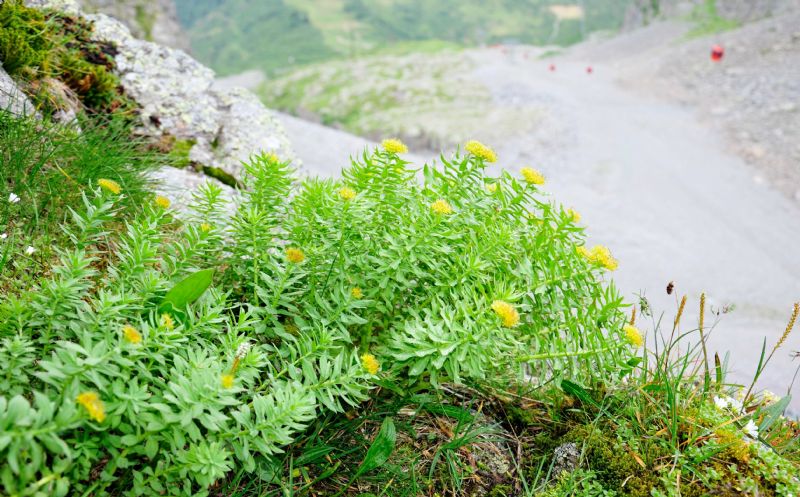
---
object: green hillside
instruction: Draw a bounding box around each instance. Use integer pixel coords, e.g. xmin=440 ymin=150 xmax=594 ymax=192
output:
xmin=174 ymin=0 xmax=633 ymax=76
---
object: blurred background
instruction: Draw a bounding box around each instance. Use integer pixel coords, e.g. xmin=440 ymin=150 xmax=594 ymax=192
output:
xmin=95 ymin=0 xmax=800 ymax=405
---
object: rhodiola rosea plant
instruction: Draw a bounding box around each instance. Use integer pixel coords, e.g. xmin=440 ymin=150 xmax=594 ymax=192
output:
xmin=0 ymin=140 xmax=634 ymax=495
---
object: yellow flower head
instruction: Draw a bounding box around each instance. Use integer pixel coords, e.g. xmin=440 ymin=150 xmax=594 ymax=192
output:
xmin=578 ymin=245 xmax=618 ymax=271
xmin=486 ymin=183 xmax=498 ymax=193
xmin=520 ymin=167 xmax=545 ymax=185
xmin=161 ymin=313 xmax=174 ymax=330
xmin=286 ymin=247 xmax=306 ymax=264
xmin=624 ymin=324 xmax=644 ymax=348
xmin=567 ymin=208 xmax=581 ymax=223
xmin=122 ymin=324 xmax=142 ymax=344
xmin=97 ymin=178 xmax=121 ymax=195
xmin=590 ymin=245 xmax=618 ymax=271
xmin=266 ymin=153 xmax=280 ymax=163
xmin=465 ymin=140 xmax=498 ymax=163
xmin=491 ymin=300 xmax=520 ymax=328
xmin=430 ymin=199 xmax=453 ymax=215
xmin=361 ymin=353 xmax=380 ymax=375
xmin=221 ymin=374 xmax=234 ymax=389
xmin=382 ymin=138 xmax=408 ymax=154
xmin=351 ymin=287 xmax=363 ymax=299
xmin=338 ymin=187 xmax=357 ymax=201
xmin=154 ymin=195 xmax=171 ymax=209
xmin=200 ymin=223 xmax=213 ymax=233
xmin=76 ymin=392 xmax=106 ymax=422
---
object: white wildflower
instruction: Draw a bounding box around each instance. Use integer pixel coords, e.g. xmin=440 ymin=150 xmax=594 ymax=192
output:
xmin=713 ymin=396 xmax=731 ymax=410
xmin=25 ymin=246 xmax=35 ymax=255
xmin=8 ymin=193 xmax=20 ymax=203
xmin=0 ymin=233 xmax=7 ymax=240
xmin=235 ymin=341 xmax=251 ymax=359
xmin=743 ymin=419 xmax=759 ymax=439
xmin=761 ymin=390 xmax=779 ymax=404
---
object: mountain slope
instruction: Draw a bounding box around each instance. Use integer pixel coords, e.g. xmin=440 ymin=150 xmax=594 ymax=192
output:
xmin=174 ymin=0 xmax=633 ymax=75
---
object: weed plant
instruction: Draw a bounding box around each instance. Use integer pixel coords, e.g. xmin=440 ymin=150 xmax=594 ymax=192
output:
xmin=0 ymin=141 xmax=634 ymax=495
xmin=0 ymin=111 xmax=164 ymax=292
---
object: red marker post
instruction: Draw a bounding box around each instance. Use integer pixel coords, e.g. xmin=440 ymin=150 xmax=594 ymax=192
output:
xmin=711 ymin=44 xmax=724 ymax=62
xmin=586 ymin=66 xmax=593 ymax=74
xmin=549 ymin=63 xmax=556 ymax=72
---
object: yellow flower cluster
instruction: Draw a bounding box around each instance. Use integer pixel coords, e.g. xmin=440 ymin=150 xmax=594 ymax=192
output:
xmin=221 ymin=374 xmax=234 ymax=389
xmin=97 ymin=178 xmax=121 ymax=195
xmin=76 ymin=392 xmax=106 ymax=422
xmin=161 ymin=313 xmax=174 ymax=330
xmin=200 ymin=223 xmax=213 ymax=233
xmin=154 ymin=195 xmax=171 ymax=209
xmin=567 ymin=208 xmax=581 ymax=223
xmin=382 ymin=138 xmax=408 ymax=154
xmin=486 ymin=183 xmax=498 ymax=193
xmin=338 ymin=187 xmax=357 ymax=201
xmin=520 ymin=167 xmax=545 ymax=185
xmin=465 ymin=140 xmax=497 ymax=163
xmin=351 ymin=287 xmax=363 ymax=299
xmin=577 ymin=245 xmax=618 ymax=271
xmin=122 ymin=324 xmax=142 ymax=344
xmin=623 ymin=324 xmax=644 ymax=348
xmin=286 ymin=247 xmax=305 ymax=263
xmin=361 ymin=353 xmax=380 ymax=375
xmin=430 ymin=199 xmax=453 ymax=215
xmin=491 ymin=300 xmax=520 ymax=328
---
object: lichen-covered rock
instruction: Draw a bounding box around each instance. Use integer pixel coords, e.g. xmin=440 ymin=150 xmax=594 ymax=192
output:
xmin=86 ymin=13 xmax=296 ymax=180
xmin=24 ymin=0 xmax=296 ymax=189
xmin=24 ymin=0 xmax=80 ymax=14
xmin=0 ymin=64 xmax=38 ymax=117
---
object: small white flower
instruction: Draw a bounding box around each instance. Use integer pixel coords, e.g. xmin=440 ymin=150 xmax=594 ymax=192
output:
xmin=25 ymin=246 xmax=35 ymax=255
xmin=761 ymin=390 xmax=779 ymax=404
xmin=743 ymin=419 xmax=759 ymax=439
xmin=235 ymin=341 xmax=251 ymax=359
xmin=8 ymin=193 xmax=20 ymax=203
xmin=713 ymin=396 xmax=731 ymax=410
xmin=728 ymin=396 xmax=744 ymax=411
xmin=0 ymin=233 xmax=7 ymax=240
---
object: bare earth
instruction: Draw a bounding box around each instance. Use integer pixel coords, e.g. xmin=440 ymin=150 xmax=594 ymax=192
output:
xmin=277 ymin=34 xmax=800 ymax=408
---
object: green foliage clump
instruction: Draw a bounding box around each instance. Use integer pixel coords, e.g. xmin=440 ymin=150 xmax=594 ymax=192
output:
xmin=0 ymin=0 xmax=131 ymax=115
xmin=0 ymin=143 xmax=633 ymax=495
xmin=0 ymin=1 xmax=50 ymax=75
xmin=0 ymin=112 xmax=164 ymax=291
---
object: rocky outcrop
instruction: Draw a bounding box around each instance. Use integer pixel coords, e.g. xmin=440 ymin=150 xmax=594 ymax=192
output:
xmin=23 ymin=0 xmax=297 ymax=211
xmin=0 ymin=65 xmax=37 ymax=118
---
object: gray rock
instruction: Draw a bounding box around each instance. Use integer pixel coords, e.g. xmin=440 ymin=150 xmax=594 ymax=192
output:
xmin=0 ymin=65 xmax=37 ymax=118
xmin=551 ymin=442 xmax=580 ymax=478
xmin=24 ymin=0 xmax=80 ymax=14
xmin=86 ymin=13 xmax=296 ymax=180
xmin=23 ymin=1 xmax=297 ymax=187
